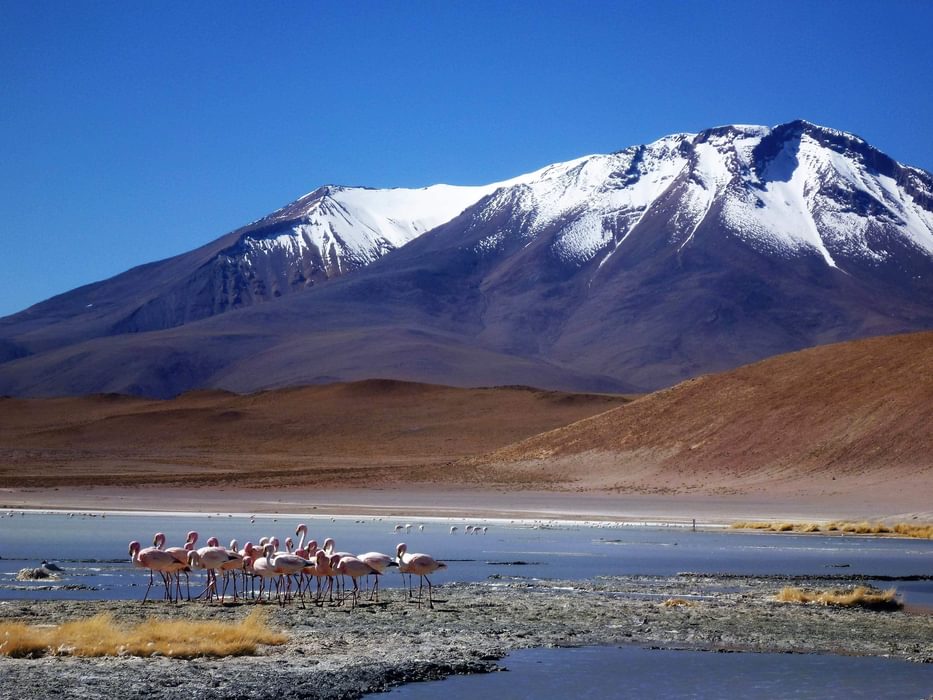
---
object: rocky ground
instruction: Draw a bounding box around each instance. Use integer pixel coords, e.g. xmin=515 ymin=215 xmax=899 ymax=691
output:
xmin=1 ymin=574 xmax=931 ymax=699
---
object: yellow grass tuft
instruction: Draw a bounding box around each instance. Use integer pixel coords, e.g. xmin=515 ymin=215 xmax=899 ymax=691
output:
xmin=729 ymin=521 xmax=775 ymax=530
xmin=892 ymin=523 xmax=933 ymax=539
xmin=776 ymin=586 xmax=901 ymax=611
xmin=731 ymin=520 xmax=932 ymax=539
xmin=0 ymin=609 xmax=287 ymax=658
xmin=660 ymin=597 xmax=695 ymax=607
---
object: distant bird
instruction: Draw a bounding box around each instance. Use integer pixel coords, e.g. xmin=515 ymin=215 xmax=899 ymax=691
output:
xmin=450 ymin=526 xmax=458 ymax=534
xmin=396 ymin=542 xmax=447 ymax=609
xmin=40 ymin=560 xmax=63 ymax=572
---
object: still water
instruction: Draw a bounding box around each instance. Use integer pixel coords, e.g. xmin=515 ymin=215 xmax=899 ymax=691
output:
xmin=2 ymin=511 xmax=931 ymax=699
xmin=1 ymin=510 xmax=931 ymax=604
xmin=380 ymin=645 xmax=933 ymax=700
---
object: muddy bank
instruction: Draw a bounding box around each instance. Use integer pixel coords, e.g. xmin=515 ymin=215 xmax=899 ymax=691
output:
xmin=1 ymin=574 xmax=931 ymax=699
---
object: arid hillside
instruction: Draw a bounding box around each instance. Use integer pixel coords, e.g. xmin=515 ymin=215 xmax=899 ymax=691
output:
xmin=0 ymin=380 xmax=627 ymax=488
xmin=465 ymin=331 xmax=933 ymax=498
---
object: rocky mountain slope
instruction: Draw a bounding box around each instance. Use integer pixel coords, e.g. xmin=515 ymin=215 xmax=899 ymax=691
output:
xmin=466 ymin=331 xmax=933 ymax=495
xmin=1 ymin=120 xmax=931 ymax=397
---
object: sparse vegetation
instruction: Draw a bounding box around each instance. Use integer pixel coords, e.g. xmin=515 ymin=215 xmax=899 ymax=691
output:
xmin=660 ymin=597 xmax=695 ymax=607
xmin=730 ymin=520 xmax=933 ymax=539
xmin=776 ymin=586 xmax=901 ymax=611
xmin=0 ymin=609 xmax=287 ymax=658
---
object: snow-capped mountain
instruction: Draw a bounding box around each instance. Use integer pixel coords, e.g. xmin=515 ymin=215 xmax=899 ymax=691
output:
xmin=470 ymin=121 xmax=933 ymax=270
xmin=1 ymin=120 xmax=931 ymax=397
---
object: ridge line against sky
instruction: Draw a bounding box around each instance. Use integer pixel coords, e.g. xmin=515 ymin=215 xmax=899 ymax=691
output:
xmin=1 ymin=1 xmax=932 ymax=318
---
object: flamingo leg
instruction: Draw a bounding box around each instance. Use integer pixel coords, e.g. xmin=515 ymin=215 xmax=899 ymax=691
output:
xmin=161 ymin=572 xmax=172 ymax=602
xmin=425 ymin=575 xmax=434 ymax=609
xmin=142 ymin=568 xmax=155 ymax=603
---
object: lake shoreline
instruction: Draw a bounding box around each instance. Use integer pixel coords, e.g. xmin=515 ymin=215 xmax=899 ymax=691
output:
xmin=2 ymin=574 xmax=931 ymax=700
xmin=4 ymin=484 xmax=931 ymax=525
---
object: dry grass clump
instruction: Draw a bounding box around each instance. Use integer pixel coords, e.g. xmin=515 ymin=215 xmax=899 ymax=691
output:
xmin=0 ymin=609 xmax=287 ymax=658
xmin=660 ymin=598 xmax=696 ymax=607
xmin=776 ymin=586 xmax=901 ymax=611
xmin=731 ymin=521 xmax=933 ymax=539
xmin=829 ymin=521 xmax=893 ymax=535
xmin=892 ymin=523 xmax=933 ymax=539
xmin=730 ymin=521 xmax=819 ymax=533
xmin=729 ymin=521 xmax=776 ymax=530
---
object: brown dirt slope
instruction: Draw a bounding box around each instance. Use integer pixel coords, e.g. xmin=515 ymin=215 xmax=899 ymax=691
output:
xmin=466 ymin=331 xmax=933 ymax=497
xmin=0 ymin=380 xmax=627 ymax=488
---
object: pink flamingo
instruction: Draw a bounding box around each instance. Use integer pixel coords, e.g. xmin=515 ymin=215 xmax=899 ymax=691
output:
xmin=295 ymin=524 xmax=310 ymax=557
xmin=152 ymin=531 xmax=195 ymax=601
xmin=356 ymin=551 xmax=398 ymax=601
xmin=268 ymin=544 xmax=313 ymax=606
xmin=217 ymin=539 xmax=246 ymax=602
xmin=332 ymin=554 xmax=378 ymax=608
xmin=396 ymin=543 xmax=447 ymax=609
xmin=188 ymin=537 xmax=236 ymax=603
xmin=128 ymin=540 xmax=178 ymax=603
xmin=246 ymin=543 xmax=281 ymax=604
xmin=313 ymin=549 xmax=339 ymax=604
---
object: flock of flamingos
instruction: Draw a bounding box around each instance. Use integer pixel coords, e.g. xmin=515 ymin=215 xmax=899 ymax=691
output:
xmin=128 ymin=524 xmax=448 ymax=609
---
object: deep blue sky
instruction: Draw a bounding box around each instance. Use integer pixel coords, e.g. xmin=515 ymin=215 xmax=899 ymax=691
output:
xmin=2 ymin=1 xmax=932 ymax=317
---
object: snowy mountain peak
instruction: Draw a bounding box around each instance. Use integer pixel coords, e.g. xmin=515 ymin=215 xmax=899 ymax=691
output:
xmin=2 ymin=121 xmax=932 ymax=399
xmin=455 ymin=120 xmax=933 ymax=271
xmin=215 ymin=120 xmax=932 ymax=307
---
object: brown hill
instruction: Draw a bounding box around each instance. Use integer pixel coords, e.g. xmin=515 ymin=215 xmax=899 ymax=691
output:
xmin=0 ymin=380 xmax=627 ymax=488
xmin=465 ymin=332 xmax=933 ymax=499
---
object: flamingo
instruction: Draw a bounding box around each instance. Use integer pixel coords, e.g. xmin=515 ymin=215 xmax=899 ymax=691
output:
xmin=152 ymin=531 xmax=195 ymax=601
xmin=216 ymin=539 xmax=245 ymax=601
xmin=245 ymin=544 xmax=280 ymax=604
xmin=356 ymin=551 xmax=397 ymax=601
xmin=322 ymin=537 xmax=352 ymax=558
xmin=267 ymin=543 xmax=312 ymax=605
xmin=321 ymin=537 xmax=353 ymax=594
xmin=332 ymin=554 xmax=377 ymax=608
xmin=293 ymin=530 xmax=319 ymax=597
xmin=295 ymin=523 xmax=311 ymax=556
xmin=313 ymin=549 xmax=338 ymax=604
xmin=188 ymin=539 xmax=236 ymax=603
xmin=128 ymin=541 xmax=178 ymax=603
xmin=396 ymin=542 xmax=447 ymax=609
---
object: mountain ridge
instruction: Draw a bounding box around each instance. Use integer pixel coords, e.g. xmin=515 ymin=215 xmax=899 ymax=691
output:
xmin=1 ymin=119 xmax=931 ymax=398
xmin=462 ymin=330 xmax=933 ymax=496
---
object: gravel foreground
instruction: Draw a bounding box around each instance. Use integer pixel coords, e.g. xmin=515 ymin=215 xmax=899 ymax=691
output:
xmin=2 ymin=574 xmax=931 ymax=699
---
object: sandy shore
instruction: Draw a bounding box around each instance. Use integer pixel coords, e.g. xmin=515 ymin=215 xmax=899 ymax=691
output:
xmin=3 ymin=484 xmax=931 ymax=525
xmin=1 ymin=574 xmax=931 ymax=700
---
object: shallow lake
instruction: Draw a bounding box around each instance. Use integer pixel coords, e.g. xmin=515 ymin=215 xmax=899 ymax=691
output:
xmin=379 ymin=645 xmax=933 ymax=700
xmin=1 ymin=510 xmax=931 ymax=606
